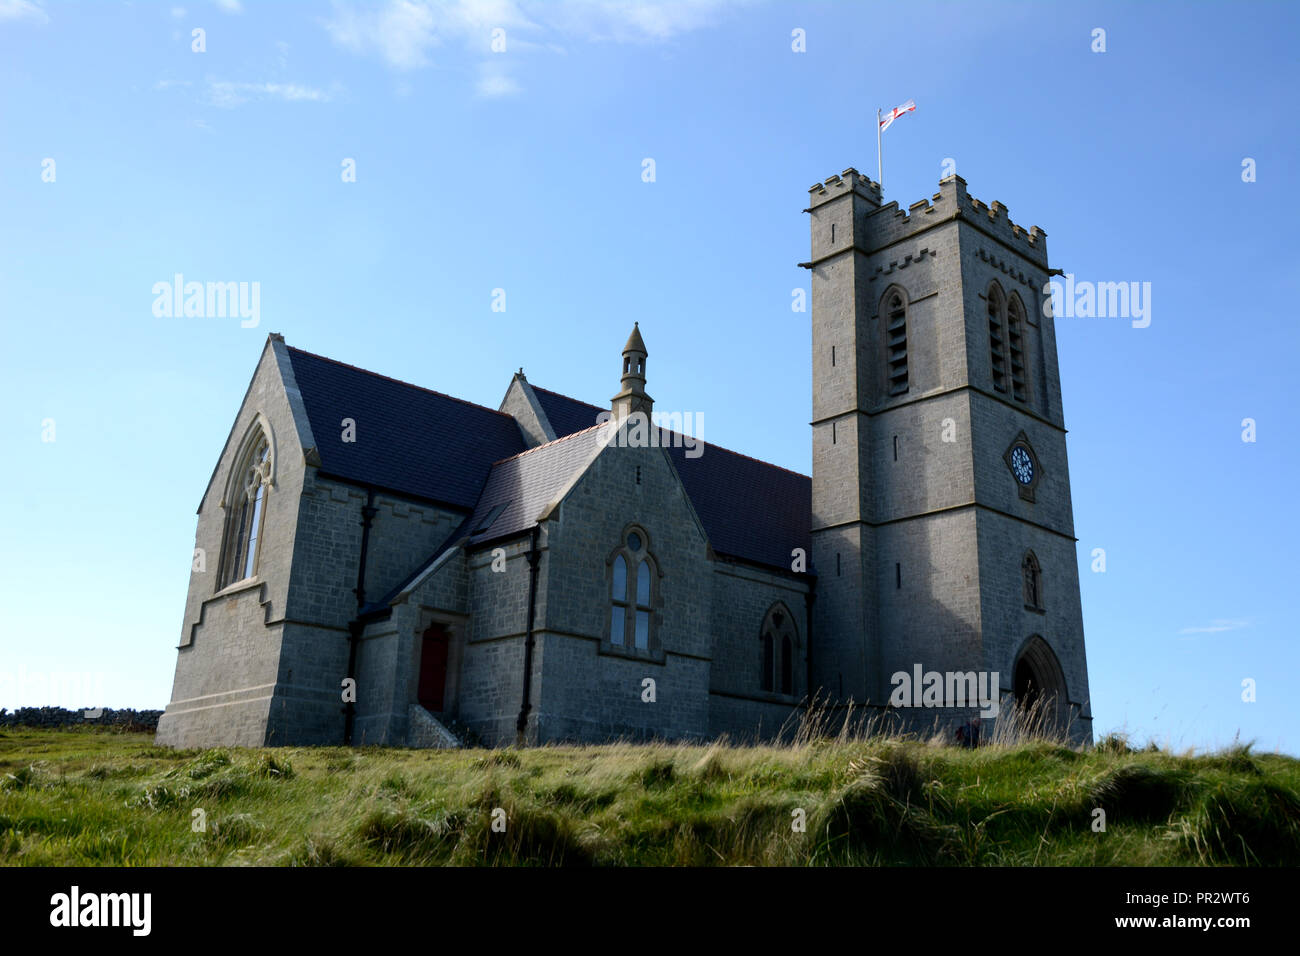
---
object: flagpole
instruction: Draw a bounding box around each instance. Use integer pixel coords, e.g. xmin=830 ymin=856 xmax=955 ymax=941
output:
xmin=876 ymin=108 xmax=883 ymax=187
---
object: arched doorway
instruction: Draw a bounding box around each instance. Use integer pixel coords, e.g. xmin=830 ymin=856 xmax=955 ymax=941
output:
xmin=418 ymin=624 xmax=450 ymax=712
xmin=1011 ymin=635 xmax=1069 ymax=737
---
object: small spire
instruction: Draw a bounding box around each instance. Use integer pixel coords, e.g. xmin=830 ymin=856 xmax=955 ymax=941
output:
xmin=624 ymin=321 xmax=647 ymax=355
xmin=611 ymin=323 xmax=652 ymax=420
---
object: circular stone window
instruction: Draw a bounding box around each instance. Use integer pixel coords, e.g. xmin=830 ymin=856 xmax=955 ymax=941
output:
xmin=627 ymin=532 xmax=642 ymax=552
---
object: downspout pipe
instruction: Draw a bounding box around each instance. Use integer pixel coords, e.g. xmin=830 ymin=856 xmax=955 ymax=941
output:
xmin=804 ymin=582 xmax=816 ymax=712
xmin=343 ymin=489 xmax=378 ymax=745
xmin=515 ymin=525 xmax=542 ymax=746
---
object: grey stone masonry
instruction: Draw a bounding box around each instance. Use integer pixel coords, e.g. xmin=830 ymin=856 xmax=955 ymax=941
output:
xmin=806 ymin=170 xmax=1091 ymax=744
xmin=158 ymin=163 xmax=1094 ymax=751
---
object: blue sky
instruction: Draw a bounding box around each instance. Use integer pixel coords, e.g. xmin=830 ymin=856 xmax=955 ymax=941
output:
xmin=1 ymin=1 xmax=1296 ymax=753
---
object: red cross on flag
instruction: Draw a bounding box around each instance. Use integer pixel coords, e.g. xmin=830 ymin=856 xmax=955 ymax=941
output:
xmin=879 ymin=99 xmax=916 ymax=132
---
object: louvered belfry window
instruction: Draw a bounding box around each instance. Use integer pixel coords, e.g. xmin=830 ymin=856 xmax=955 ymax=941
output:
xmin=885 ymin=291 xmax=908 ymax=396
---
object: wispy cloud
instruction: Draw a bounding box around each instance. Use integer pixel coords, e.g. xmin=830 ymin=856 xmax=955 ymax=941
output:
xmin=0 ymin=0 xmax=48 ymax=24
xmin=543 ymin=0 xmax=743 ymax=43
xmin=1179 ymin=619 xmax=1251 ymax=635
xmin=205 ymin=80 xmax=333 ymax=109
xmin=476 ymin=62 xmax=520 ymax=98
xmin=214 ymin=0 xmax=242 ymax=12
xmin=322 ymin=0 xmax=743 ymax=92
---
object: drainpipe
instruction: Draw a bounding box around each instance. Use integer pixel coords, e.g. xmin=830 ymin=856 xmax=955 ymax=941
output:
xmin=515 ymin=525 xmax=542 ymax=746
xmin=804 ymin=584 xmax=816 ymax=711
xmin=343 ymin=489 xmax=378 ymax=745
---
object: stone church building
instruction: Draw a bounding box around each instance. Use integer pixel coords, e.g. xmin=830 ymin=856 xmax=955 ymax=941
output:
xmin=156 ymin=170 xmax=1093 ymax=749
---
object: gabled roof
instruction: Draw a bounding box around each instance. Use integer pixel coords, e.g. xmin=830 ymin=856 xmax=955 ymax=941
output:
xmin=463 ymin=423 xmax=610 ymax=547
xmin=530 ymin=385 xmax=606 ymax=439
xmin=286 ymin=347 xmax=526 ymax=509
xmin=665 ymin=440 xmax=809 ymax=572
xmin=278 ymin=343 xmax=809 ymax=575
xmin=524 ymin=386 xmax=811 ymax=572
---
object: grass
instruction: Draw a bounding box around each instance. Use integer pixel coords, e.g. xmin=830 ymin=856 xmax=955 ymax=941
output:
xmin=0 ymin=724 xmax=1296 ymax=866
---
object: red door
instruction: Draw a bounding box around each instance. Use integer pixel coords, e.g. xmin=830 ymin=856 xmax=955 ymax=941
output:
xmin=418 ymin=624 xmax=449 ymax=712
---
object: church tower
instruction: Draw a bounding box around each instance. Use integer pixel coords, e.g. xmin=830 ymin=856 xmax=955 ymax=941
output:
xmin=804 ymin=169 xmax=1092 ymax=743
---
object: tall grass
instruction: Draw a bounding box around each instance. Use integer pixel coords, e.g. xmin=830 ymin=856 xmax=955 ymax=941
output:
xmin=0 ymin=725 xmax=1296 ymax=866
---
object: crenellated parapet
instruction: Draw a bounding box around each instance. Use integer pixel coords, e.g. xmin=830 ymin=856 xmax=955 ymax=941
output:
xmin=806 ymin=167 xmax=882 ymax=211
xmin=860 ymin=175 xmax=1049 ymax=268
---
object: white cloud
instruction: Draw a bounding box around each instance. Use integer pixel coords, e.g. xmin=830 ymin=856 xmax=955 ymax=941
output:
xmin=214 ymin=0 xmax=242 ymax=12
xmin=206 ymin=80 xmax=332 ymax=109
xmin=476 ymin=62 xmax=520 ymax=98
xmin=170 ymin=5 xmax=186 ymax=18
xmin=322 ymin=0 xmax=732 ymax=71
xmin=324 ymin=0 xmax=445 ymax=70
xmin=322 ymin=0 xmax=744 ymax=101
xmin=1179 ymin=619 xmax=1251 ymax=635
xmin=0 ymin=0 xmax=48 ymax=23
xmin=544 ymin=0 xmax=742 ymax=43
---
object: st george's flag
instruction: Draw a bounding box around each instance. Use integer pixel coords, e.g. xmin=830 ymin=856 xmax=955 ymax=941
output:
xmin=879 ymin=99 xmax=916 ymax=132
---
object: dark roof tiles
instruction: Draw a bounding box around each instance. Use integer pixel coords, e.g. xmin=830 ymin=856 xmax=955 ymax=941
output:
xmin=286 ymin=347 xmax=526 ymax=509
xmin=283 ymin=343 xmax=810 ymax=574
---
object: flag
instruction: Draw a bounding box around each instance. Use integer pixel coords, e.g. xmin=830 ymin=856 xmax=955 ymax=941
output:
xmin=879 ymin=99 xmax=916 ymax=133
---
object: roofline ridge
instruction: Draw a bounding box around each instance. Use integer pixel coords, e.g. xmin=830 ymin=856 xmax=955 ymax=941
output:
xmin=531 ymin=383 xmax=808 ymax=480
xmin=656 ymin=425 xmax=810 ymax=481
xmin=489 ymin=420 xmax=610 ymax=466
xmin=286 ymin=345 xmax=516 ymax=420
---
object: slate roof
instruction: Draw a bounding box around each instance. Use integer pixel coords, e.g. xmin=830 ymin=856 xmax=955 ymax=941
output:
xmin=286 ymin=347 xmax=526 ymax=510
xmin=282 ymin=345 xmax=810 ymax=575
xmin=665 ymin=440 xmax=810 ymax=572
xmin=520 ymin=386 xmax=811 ymax=572
xmin=463 ymin=424 xmax=611 ymax=547
xmin=531 ymin=384 xmax=607 ymax=439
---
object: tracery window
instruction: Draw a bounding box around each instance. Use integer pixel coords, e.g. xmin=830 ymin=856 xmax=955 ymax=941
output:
xmin=220 ymin=430 xmax=271 ymax=588
xmin=609 ymin=528 xmax=655 ymax=650
xmin=760 ymin=603 xmax=799 ymax=696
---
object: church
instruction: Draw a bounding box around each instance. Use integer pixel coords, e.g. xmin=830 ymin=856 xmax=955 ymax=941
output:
xmin=156 ymin=169 xmax=1093 ymax=749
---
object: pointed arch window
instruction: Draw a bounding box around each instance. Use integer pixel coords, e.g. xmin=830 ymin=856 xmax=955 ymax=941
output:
xmin=1022 ymin=550 xmax=1043 ymax=611
xmin=988 ymin=282 xmax=1008 ymax=394
xmin=760 ymin=603 xmax=799 ymax=696
xmin=989 ymin=284 xmax=1030 ymax=404
xmin=220 ymin=428 xmax=272 ymax=589
xmin=1006 ymin=293 xmax=1029 ymax=404
xmin=883 ymin=289 xmax=909 ymax=397
xmin=761 ymin=633 xmax=775 ymax=692
xmin=609 ymin=527 xmax=656 ymax=650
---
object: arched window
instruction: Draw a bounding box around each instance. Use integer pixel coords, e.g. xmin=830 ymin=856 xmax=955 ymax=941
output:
xmin=781 ymin=634 xmax=793 ymax=695
xmin=220 ymin=428 xmax=272 ymax=589
xmin=882 ymin=288 xmax=909 ymax=397
xmin=1022 ymin=550 xmax=1043 ymax=610
xmin=761 ymin=632 xmax=774 ymax=692
xmin=1007 ymin=293 xmax=1029 ymax=404
xmin=609 ymin=527 xmax=656 ymax=650
xmin=987 ymin=282 xmax=1007 ymax=394
xmin=759 ymin=603 xmax=799 ymax=696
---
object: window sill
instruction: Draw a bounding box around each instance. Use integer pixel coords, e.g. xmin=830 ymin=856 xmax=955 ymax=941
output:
xmin=1024 ymin=604 xmax=1046 ymax=615
xmin=598 ymin=639 xmax=667 ymax=666
xmin=214 ymin=577 xmax=263 ymax=599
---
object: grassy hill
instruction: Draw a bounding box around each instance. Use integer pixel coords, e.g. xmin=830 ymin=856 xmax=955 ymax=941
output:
xmin=2 ymin=726 xmax=1297 ymax=866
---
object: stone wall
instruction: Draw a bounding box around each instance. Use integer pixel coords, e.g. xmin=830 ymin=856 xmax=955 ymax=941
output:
xmin=1 ymin=707 xmax=163 ymax=731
